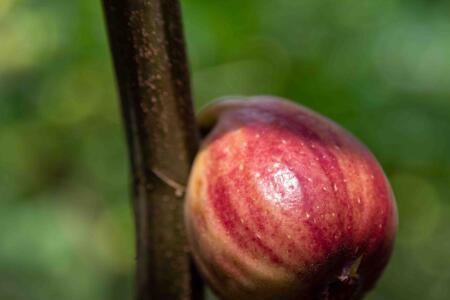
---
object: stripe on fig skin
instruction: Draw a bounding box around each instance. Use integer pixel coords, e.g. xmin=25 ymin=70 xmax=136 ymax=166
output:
xmin=185 ymin=96 xmax=397 ymax=300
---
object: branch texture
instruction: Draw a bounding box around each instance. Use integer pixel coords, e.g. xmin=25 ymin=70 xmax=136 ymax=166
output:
xmin=102 ymin=0 xmax=203 ymax=299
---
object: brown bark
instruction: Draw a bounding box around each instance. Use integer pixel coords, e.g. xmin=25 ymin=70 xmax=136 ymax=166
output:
xmin=101 ymin=0 xmax=204 ymax=299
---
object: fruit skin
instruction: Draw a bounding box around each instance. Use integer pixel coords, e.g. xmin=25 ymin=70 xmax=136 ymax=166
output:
xmin=185 ymin=96 xmax=397 ymax=300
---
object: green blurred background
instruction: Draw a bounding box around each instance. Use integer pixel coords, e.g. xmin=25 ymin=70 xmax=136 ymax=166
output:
xmin=1 ymin=0 xmax=449 ymax=299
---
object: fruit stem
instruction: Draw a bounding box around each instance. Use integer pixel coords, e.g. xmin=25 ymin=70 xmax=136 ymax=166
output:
xmin=101 ymin=0 xmax=203 ymax=299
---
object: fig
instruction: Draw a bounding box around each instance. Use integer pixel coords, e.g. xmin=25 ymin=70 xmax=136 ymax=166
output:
xmin=185 ymin=96 xmax=397 ymax=300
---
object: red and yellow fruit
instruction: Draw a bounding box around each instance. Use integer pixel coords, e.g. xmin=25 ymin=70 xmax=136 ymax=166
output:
xmin=185 ymin=96 xmax=397 ymax=300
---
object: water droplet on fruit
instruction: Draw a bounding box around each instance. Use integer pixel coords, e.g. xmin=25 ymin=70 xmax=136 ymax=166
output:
xmin=333 ymin=184 xmax=338 ymax=192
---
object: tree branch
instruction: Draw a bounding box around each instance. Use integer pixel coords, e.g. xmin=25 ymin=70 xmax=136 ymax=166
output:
xmin=101 ymin=0 xmax=203 ymax=299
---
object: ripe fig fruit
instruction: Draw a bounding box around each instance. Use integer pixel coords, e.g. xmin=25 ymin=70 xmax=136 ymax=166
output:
xmin=185 ymin=96 xmax=397 ymax=300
